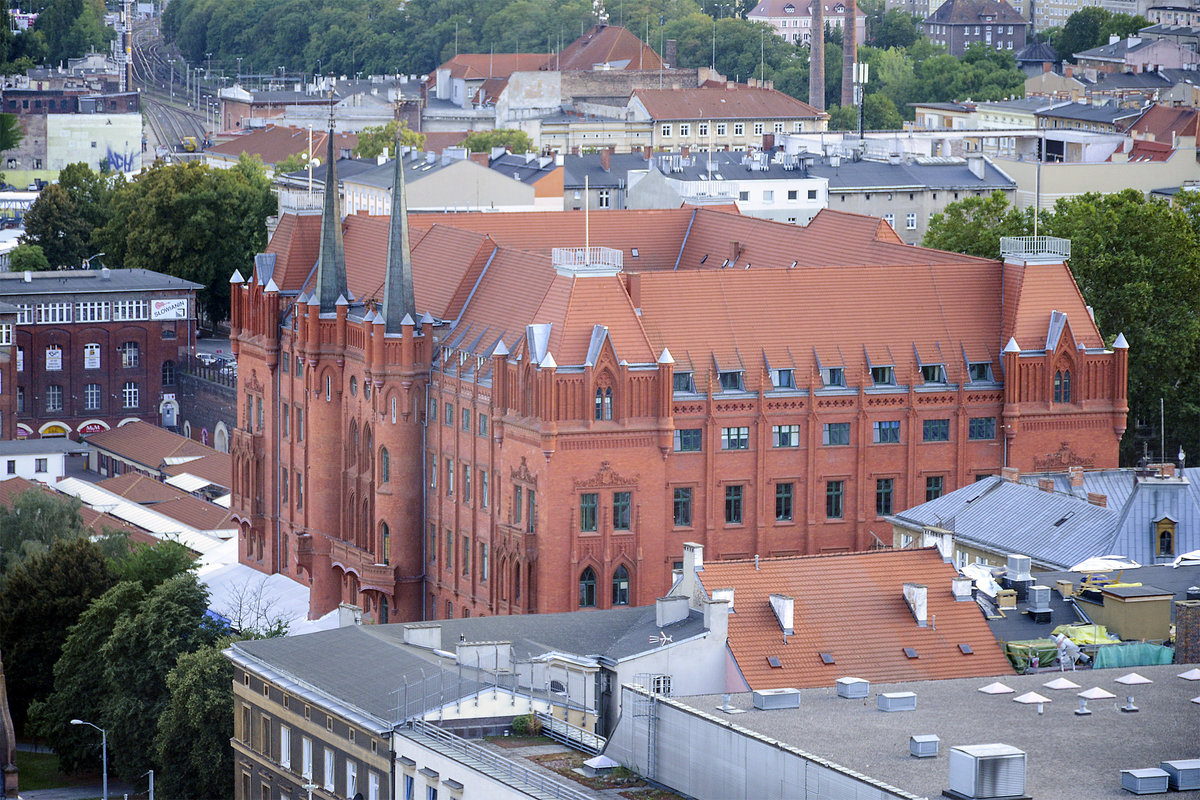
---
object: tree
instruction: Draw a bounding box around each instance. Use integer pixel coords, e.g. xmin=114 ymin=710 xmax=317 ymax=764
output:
xmin=109 ymin=539 xmax=195 ymax=592
xmin=0 ymin=488 xmax=87 ymax=575
xmin=462 ymin=128 xmax=535 ymax=154
xmin=873 ymin=9 xmax=919 ymax=49
xmin=1056 ymin=6 xmax=1108 ymax=62
xmin=9 ymin=242 xmax=51 ymax=271
xmin=923 ymin=190 xmax=1033 ymax=258
xmin=0 ymin=537 xmax=114 ymax=731
xmin=95 ymin=154 xmax=276 ymax=323
xmin=352 ymin=120 xmax=426 ymax=159
xmin=20 ymin=183 xmax=92 ymax=268
xmin=0 ymin=113 xmax=21 ymax=155
xmin=154 ymin=643 xmax=235 ymax=799
xmin=34 ymin=0 xmax=111 ymax=65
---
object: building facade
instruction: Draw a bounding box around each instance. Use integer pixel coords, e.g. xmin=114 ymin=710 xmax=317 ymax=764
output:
xmin=230 ymin=134 xmax=1127 ymax=624
xmin=748 ymin=0 xmax=869 ymax=45
xmin=923 ymin=0 xmax=1029 ymax=55
xmin=0 ymin=268 xmax=199 ymax=440
xmin=628 ymin=86 xmax=829 ymax=152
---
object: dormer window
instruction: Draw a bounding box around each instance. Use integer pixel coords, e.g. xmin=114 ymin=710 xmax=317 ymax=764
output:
xmin=673 ymin=372 xmax=696 ymax=393
xmin=870 ymin=365 xmax=895 ymax=386
xmin=594 ymin=387 xmax=613 ymax=420
xmin=1053 ymin=370 xmax=1072 ymax=403
xmin=921 ymin=364 xmax=947 ymax=384
xmin=1156 ymin=517 xmax=1176 ymax=557
xmin=968 ymin=361 xmax=994 ymax=382
xmin=772 ymin=369 xmax=796 ymax=389
xmin=719 ymin=371 xmax=744 ymax=391
xmin=822 ymin=367 xmax=845 ymax=387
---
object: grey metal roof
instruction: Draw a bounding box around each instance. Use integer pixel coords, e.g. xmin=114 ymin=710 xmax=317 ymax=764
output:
xmin=807 ymin=156 xmax=1015 ymax=191
xmin=1035 ymin=101 xmax=1142 ymax=124
xmin=1038 ymin=562 xmax=1200 ymax=620
xmin=1016 ymin=41 xmax=1057 ymax=63
xmin=340 ymin=154 xmax=454 ymax=190
xmin=0 ymin=268 xmax=200 ymax=297
xmin=979 ymin=97 xmax=1058 ymax=113
xmin=1090 ymin=71 xmax=1173 ymax=90
xmin=285 ymin=157 xmax=380 ymax=187
xmin=488 ymin=153 xmax=559 ymax=184
xmin=1074 ymin=37 xmax=1156 ymax=61
xmin=0 ymin=438 xmax=90 ymax=456
xmin=563 ymin=153 xmax=655 ymax=188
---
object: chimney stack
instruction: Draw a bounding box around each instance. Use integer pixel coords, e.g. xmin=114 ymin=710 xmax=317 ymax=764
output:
xmin=656 ymin=595 xmax=690 ymax=627
xmin=665 ymin=38 xmax=677 ymax=69
xmin=842 ymin=0 xmax=858 ymax=107
xmin=1087 ymin=492 xmax=1107 ymax=508
xmin=769 ymin=594 xmax=795 ymax=635
xmin=903 ymin=583 xmax=928 ymax=626
xmin=1043 ymin=61 xmax=1052 ymax=73
xmin=809 ymin=0 xmax=826 ymax=111
xmin=1001 ymin=466 xmax=1020 ymax=482
xmin=600 ymin=147 xmax=612 ymax=172
xmin=1068 ymin=465 xmax=1084 ymax=487
xmin=1038 ymin=478 xmax=1055 ymax=492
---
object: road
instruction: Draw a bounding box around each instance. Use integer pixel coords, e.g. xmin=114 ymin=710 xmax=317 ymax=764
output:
xmin=130 ymin=21 xmax=215 ymax=156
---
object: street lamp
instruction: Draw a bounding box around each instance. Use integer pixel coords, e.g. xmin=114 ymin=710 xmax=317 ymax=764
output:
xmin=69 ymin=719 xmax=107 ymax=800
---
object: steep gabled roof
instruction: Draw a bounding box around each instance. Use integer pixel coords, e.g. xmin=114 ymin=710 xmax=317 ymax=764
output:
xmin=549 ymin=25 xmax=664 ymax=71
xmin=699 ymin=548 xmax=1013 ymax=689
xmin=207 ymin=125 xmax=357 ymax=166
xmin=433 ymin=53 xmax=546 ymax=81
xmin=1126 ymin=103 xmax=1200 ymax=141
xmin=631 ymin=86 xmax=826 ymax=121
xmin=97 ymin=474 xmax=234 ymax=532
xmin=84 ymin=421 xmax=221 ymax=472
xmin=925 ymin=0 xmax=1027 ymax=25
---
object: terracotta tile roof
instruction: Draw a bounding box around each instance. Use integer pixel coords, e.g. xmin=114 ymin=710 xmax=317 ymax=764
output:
xmin=1128 ymin=139 xmax=1174 ymax=162
xmin=1126 ymin=104 xmax=1200 ymax=141
xmin=1005 ymin=258 xmax=1102 ymax=352
xmin=454 ymin=248 xmax=559 ymax=345
xmin=207 ymin=125 xmax=358 ymax=166
xmin=162 ymin=452 xmax=232 ymax=489
xmin=265 ymin=213 xmax=322 ymax=293
xmin=84 ymin=421 xmax=217 ymax=472
xmin=421 ymin=131 xmax=469 ymax=153
xmin=97 ymin=473 xmax=234 ymax=531
xmin=434 ymin=54 xmax=547 ymax=81
xmin=631 ymin=86 xmax=825 ymax=121
xmin=0 ymin=476 xmax=154 ymax=543
xmin=698 ymin=548 xmax=1014 ymax=689
xmin=550 ymin=25 xmax=664 ymax=71
xmin=545 ymin=275 xmax=655 ymax=365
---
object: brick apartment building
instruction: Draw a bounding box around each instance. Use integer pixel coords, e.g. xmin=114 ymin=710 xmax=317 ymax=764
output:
xmin=230 ymin=134 xmax=1128 ymax=623
xmin=0 ymin=268 xmax=200 ymax=440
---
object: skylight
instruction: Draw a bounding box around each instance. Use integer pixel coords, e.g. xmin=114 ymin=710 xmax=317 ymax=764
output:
xmin=904 ymin=647 xmax=919 ymax=659
xmin=767 ymin=656 xmax=783 ymax=668
xmin=820 ymin=652 xmax=835 ymax=665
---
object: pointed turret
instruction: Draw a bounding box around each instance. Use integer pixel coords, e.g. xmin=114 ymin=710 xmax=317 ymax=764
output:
xmin=382 ymin=138 xmax=416 ymax=333
xmin=314 ymin=128 xmax=349 ymax=313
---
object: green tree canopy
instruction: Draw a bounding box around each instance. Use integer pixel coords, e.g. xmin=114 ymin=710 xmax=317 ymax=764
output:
xmin=0 ymin=113 xmax=22 ymax=154
xmin=1054 ymin=6 xmax=1147 ymax=62
xmin=9 ymin=242 xmax=51 ymax=271
xmin=34 ymin=0 xmax=111 ymax=65
xmin=20 ymin=184 xmax=92 ymax=268
xmin=923 ymin=190 xmax=1033 ymax=258
xmin=95 ymin=154 xmax=275 ymax=323
xmin=0 ymin=537 xmax=114 ymax=730
xmin=0 ymin=488 xmax=87 ymax=575
xmin=353 ymin=120 xmax=426 ymax=159
xmin=461 ymin=128 xmax=535 ymax=154
xmin=873 ymin=9 xmax=920 ymax=49
xmin=154 ymin=643 xmax=235 ymax=799
xmin=110 ymin=539 xmax=195 ymax=592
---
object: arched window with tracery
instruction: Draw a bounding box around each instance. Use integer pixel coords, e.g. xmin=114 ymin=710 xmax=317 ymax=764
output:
xmin=1054 ymin=369 xmax=1072 ymax=403
xmin=612 ymin=565 xmax=630 ymax=606
xmin=348 ymin=419 xmax=358 ymax=464
xmin=579 ymin=567 xmax=597 ymax=607
xmin=379 ymin=448 xmax=390 ymax=483
xmin=594 ymin=386 xmax=613 ymax=420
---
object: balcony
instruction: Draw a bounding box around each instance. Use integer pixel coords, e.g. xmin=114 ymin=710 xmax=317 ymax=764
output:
xmin=999 ymin=236 xmax=1070 ymax=262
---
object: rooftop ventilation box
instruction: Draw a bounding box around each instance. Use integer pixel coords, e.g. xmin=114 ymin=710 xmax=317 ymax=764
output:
xmin=752 ymin=687 xmax=800 ymax=710
xmin=1121 ymin=768 xmax=1169 ymax=795
xmin=910 ymin=734 xmax=940 ymax=758
xmin=1162 ymin=759 xmax=1200 ymax=791
xmin=877 ymin=691 xmax=917 ymax=712
xmin=836 ymin=677 xmax=870 ymax=699
xmin=947 ymin=743 xmax=1026 ymax=800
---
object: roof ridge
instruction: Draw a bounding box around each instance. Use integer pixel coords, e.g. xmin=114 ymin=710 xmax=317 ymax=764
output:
xmin=706 ymin=546 xmax=943 ymax=567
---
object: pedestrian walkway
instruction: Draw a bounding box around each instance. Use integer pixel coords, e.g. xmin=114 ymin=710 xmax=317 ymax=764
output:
xmin=19 ymin=783 xmax=134 ymax=800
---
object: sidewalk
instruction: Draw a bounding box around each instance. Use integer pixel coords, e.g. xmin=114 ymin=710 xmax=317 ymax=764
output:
xmin=19 ymin=784 xmax=135 ymax=800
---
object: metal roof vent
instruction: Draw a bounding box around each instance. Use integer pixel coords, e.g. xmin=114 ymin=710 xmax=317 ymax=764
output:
xmin=1162 ymin=760 xmax=1200 ymax=791
xmin=752 ymin=687 xmax=800 ymax=710
xmin=1006 ymin=554 xmax=1031 ymax=581
xmin=1121 ymin=769 xmax=1169 ymax=795
xmin=1027 ymin=585 xmax=1051 ymax=622
xmin=836 ymin=677 xmax=869 ymax=699
xmin=878 ymin=691 xmax=916 ymax=712
xmin=948 ymin=744 xmax=1026 ymax=800
xmin=910 ymin=734 xmax=940 ymax=758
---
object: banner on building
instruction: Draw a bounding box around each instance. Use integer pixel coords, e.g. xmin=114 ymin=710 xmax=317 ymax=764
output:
xmin=151 ymin=299 xmax=188 ymax=320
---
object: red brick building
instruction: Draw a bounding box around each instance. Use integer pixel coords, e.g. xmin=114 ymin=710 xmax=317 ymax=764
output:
xmin=230 ymin=136 xmax=1128 ymax=623
xmin=0 ymin=268 xmax=199 ymax=440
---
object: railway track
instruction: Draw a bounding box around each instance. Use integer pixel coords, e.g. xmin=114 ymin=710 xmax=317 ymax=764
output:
xmin=131 ymin=20 xmax=214 ymax=154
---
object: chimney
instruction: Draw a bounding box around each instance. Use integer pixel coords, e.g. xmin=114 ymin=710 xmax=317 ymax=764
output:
xmin=101 ymin=267 xmax=111 ymax=281
xmin=1087 ymin=492 xmax=1107 ymax=508
xmin=729 ymin=240 xmax=742 ymax=261
xmin=1068 ymin=465 xmax=1084 ymax=487
xmin=952 ymin=576 xmax=973 ymax=601
xmin=678 ymin=542 xmax=705 ymax=604
xmin=22 ymin=270 xmax=31 ymax=282
xmin=809 ymin=0 xmax=826 ymax=111
xmin=664 ymin=38 xmax=677 ymax=69
xmin=1043 ymin=61 xmax=1052 ymax=73
xmin=1109 ymin=33 xmax=1121 ymax=45
xmin=1038 ymin=477 xmax=1055 ymax=492
xmin=643 ymin=144 xmax=653 ymax=160
xmin=1153 ymin=462 xmax=1177 ymax=477
xmin=967 ymin=155 xmax=986 ymax=179
xmin=841 ymin=0 xmax=858 ymax=107
xmin=711 ymin=587 xmax=734 ymax=610
xmin=762 ymin=133 xmax=775 ymax=151
xmin=703 ymin=596 xmax=730 ymax=640
xmin=1065 ymin=64 xmax=1074 ymax=79
xmin=600 ymin=147 xmax=612 ymax=172
xmin=903 ymin=583 xmax=928 ymax=626
xmin=769 ymin=594 xmax=795 ymax=635
xmin=1001 ymin=466 xmax=1020 ymax=482
xmin=469 ymin=151 xmax=488 ymax=167
xmin=656 ymin=595 xmax=690 ymax=627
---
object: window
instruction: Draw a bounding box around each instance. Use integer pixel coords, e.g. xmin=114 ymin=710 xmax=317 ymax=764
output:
xmin=512 ymin=485 xmax=521 ymax=524
xmin=774 ymin=122 xmax=784 ymax=134
xmin=16 ymin=387 xmax=23 ymax=414
xmin=349 ymin=376 xmax=357 ymax=396
xmin=734 ymin=122 xmax=744 ymax=135
xmin=443 ymin=402 xmax=452 ymax=425
xmin=34 ymin=458 xmax=47 ymax=473
xmin=926 ymin=475 xmax=944 ymax=501
xmin=4 ymin=461 xmax=11 ymax=475
xmin=967 ymin=361 xmax=993 ymax=382
xmin=301 ymin=737 xmax=313 ymax=779
xmin=673 ymin=372 xmax=696 ymax=393
xmin=788 ymin=189 xmax=798 ymax=201
xmin=44 ymin=384 xmax=63 ymax=412
xmin=773 ymin=368 xmax=795 ymax=389
xmin=0 ymin=324 xmax=10 ymax=346
xmin=823 ymin=422 xmax=850 ymax=446
xmin=698 ymin=122 xmax=709 ymax=136
xmin=323 ymin=748 xmax=335 ymax=791
xmin=923 ymin=418 xmax=950 ymax=442
xmin=775 ymin=482 xmax=793 ymax=521
xmin=480 ymin=469 xmax=489 ymax=508
xmin=1054 ymin=370 xmax=1072 ymax=403
xmin=808 ymin=188 xmax=818 ymax=200
xmin=579 ymin=567 xmax=597 ymax=607
xmin=738 ymin=191 xmax=749 ymax=202
xmin=598 ymin=189 xmax=610 ymax=208
xmin=968 ymin=417 xmax=996 ymax=440
xmin=112 ymin=299 xmax=147 ymax=321
xmin=281 ymin=405 xmax=289 ymax=437
xmin=280 ymin=470 xmax=288 ymax=504
xmin=873 ymin=420 xmax=901 ymax=444
xmin=673 ymin=487 xmax=692 ymax=527
xmin=594 ymin=387 xmax=613 ymax=420
xmin=84 ymin=383 xmax=101 ymax=411
xmin=122 ymin=381 xmax=138 ymax=409
xmin=526 ymin=489 xmax=536 ymax=533
xmin=580 ymin=493 xmax=598 ymax=531
xmin=119 ymin=341 xmax=139 ymax=368
xmin=721 ymin=427 xmax=749 ymax=450
xmin=826 ymin=480 xmax=844 ymax=518
xmin=445 ymin=531 xmax=454 ymax=573
xmin=462 ymin=535 xmax=470 ymax=576
xmin=15 ymin=305 xmax=32 ymax=324
xmin=612 ymin=565 xmax=630 ymax=605
xmin=921 ymin=364 xmax=946 ymax=384
xmin=296 ymin=406 xmax=303 ymax=441
xmin=753 ymin=122 xmax=764 ymax=135
xmin=478 ymin=413 xmax=488 ymax=436
xmin=380 ymin=448 xmax=389 ymax=482
xmin=280 ymin=726 xmax=291 ymax=769
xmin=773 ymin=424 xmax=800 ymax=447
xmin=718 ymin=371 xmax=744 ymax=391
xmin=822 ymin=367 xmax=845 ymax=387
xmin=296 ymin=472 xmax=303 ymax=508
xmin=906 ymin=212 xmax=917 ymax=230
xmin=446 ymin=458 xmax=454 ymax=495
xmin=461 ymin=407 xmax=470 ymax=430
xmin=884 ymin=213 xmax=894 ymax=229
xmin=870 ymin=365 xmax=895 ymax=385
xmin=37 ymin=303 xmax=71 ymax=324
xmin=725 ymin=485 xmax=744 ymax=524
xmin=1156 ymin=518 xmax=1176 ymax=557
xmin=716 ymin=122 xmax=727 ymax=135
xmin=76 ymin=301 xmax=109 ymax=322
xmin=613 ymin=491 xmax=631 ymax=530
xmin=679 ymin=123 xmax=691 ymax=137
xmin=876 ymin=478 xmax=894 ymax=515
xmin=674 ymin=428 xmax=702 ymax=451
xmin=763 ymin=190 xmax=774 ymax=203
xmin=661 ymin=123 xmax=672 ymax=137
xmin=346 ymin=762 xmax=357 ymax=800
xmin=161 ymin=360 xmax=176 ymax=386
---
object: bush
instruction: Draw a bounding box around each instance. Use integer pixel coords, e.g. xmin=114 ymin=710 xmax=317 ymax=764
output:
xmin=511 ymin=714 xmax=542 ymax=736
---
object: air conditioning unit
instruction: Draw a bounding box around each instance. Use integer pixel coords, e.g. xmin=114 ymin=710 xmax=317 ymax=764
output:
xmin=836 ymin=677 xmax=869 ymax=699
xmin=948 ymin=744 xmax=1026 ymax=799
xmin=1007 ymin=554 xmax=1032 ymax=581
xmin=910 ymin=734 xmax=939 ymax=758
xmin=1121 ymin=768 xmax=1169 ymax=795
xmin=1028 ymin=585 xmax=1051 ymax=612
xmin=1162 ymin=759 xmax=1200 ymax=791
xmin=877 ymin=691 xmax=917 ymax=712
xmin=752 ymin=687 xmax=800 ymax=710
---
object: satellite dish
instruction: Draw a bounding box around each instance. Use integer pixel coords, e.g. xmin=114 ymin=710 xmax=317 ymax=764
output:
xmin=310 ymin=157 xmax=321 ymax=168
